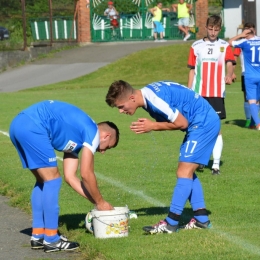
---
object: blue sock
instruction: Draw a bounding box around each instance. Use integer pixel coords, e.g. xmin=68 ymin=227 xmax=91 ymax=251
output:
xmin=189 ymin=174 xmax=209 ymax=223
xmin=31 ymin=182 xmax=44 ymax=238
xmin=250 ymin=116 xmax=255 ymax=127
xmin=166 ymin=178 xmax=193 ymax=226
xmin=249 ymin=103 xmax=260 ymax=125
xmin=244 ymin=102 xmax=251 ymax=120
xmin=43 ymin=177 xmax=62 ymax=243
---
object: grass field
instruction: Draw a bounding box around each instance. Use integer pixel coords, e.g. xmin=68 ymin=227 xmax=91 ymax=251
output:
xmin=1 ymin=43 xmax=260 ymax=260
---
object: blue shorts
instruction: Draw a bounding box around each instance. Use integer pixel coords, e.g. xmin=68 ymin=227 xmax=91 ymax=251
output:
xmin=244 ymin=77 xmax=260 ymax=100
xmin=179 ymin=109 xmax=220 ymax=165
xmin=9 ymin=113 xmax=58 ymax=169
xmin=153 ymin=21 xmax=164 ymax=33
xmin=178 ymin=17 xmax=189 ymax=27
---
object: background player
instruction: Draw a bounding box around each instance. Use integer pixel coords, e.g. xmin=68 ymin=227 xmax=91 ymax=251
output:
xmin=229 ymin=23 xmax=260 ymax=129
xmin=233 ymin=47 xmax=253 ymax=127
xmin=187 ymin=15 xmax=235 ymax=175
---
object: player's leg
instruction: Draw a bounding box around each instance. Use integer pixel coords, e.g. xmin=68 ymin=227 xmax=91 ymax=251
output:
xmin=184 ymin=109 xmax=220 ymax=228
xmin=246 ymin=77 xmax=260 ymax=128
xmin=205 ymin=97 xmax=225 ymax=174
xmin=242 ymin=75 xmax=251 ymax=127
xmin=143 ymin=111 xmax=220 ymax=234
xmin=9 ymin=113 xmax=79 ymax=252
xmin=30 ymin=173 xmax=45 ymax=249
xmin=143 ymin=161 xmax=197 ymax=234
xmin=212 ymin=132 xmax=223 ymax=174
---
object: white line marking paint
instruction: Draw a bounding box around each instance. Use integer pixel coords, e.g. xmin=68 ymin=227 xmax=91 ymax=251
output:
xmin=2 ymin=131 xmax=260 ymax=256
xmin=0 ymin=130 xmax=9 ymax=137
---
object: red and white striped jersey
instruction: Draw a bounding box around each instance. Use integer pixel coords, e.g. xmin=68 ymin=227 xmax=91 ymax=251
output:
xmin=188 ymin=38 xmax=235 ymax=97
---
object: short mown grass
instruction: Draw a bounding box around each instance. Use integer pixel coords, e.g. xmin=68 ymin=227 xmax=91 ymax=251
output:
xmin=1 ymin=43 xmax=259 ymax=260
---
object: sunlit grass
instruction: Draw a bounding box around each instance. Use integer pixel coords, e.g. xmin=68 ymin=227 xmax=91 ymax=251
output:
xmin=2 ymin=44 xmax=259 ymax=260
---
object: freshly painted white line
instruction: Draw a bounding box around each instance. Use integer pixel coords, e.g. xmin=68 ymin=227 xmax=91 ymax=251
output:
xmin=2 ymin=132 xmax=260 ymax=256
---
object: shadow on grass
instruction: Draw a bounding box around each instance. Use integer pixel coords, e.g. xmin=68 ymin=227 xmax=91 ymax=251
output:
xmin=224 ymin=119 xmax=246 ymax=128
xmin=132 ymin=207 xmax=212 ymax=225
xmin=20 ymin=207 xmax=213 ymax=236
xmin=59 ymin=213 xmax=86 ymax=230
xmin=20 ymin=213 xmax=86 ymax=237
xmin=196 ymin=159 xmax=224 ymax=173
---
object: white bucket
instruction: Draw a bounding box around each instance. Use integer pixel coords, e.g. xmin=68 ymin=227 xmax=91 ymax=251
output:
xmin=91 ymin=206 xmax=129 ymax=239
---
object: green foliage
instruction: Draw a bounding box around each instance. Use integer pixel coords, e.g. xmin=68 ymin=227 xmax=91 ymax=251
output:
xmin=93 ymin=0 xmax=139 ymax=16
xmin=208 ymin=0 xmax=223 ymax=7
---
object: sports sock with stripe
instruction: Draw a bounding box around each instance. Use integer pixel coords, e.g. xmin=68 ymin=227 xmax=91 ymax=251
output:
xmin=43 ymin=177 xmax=62 ymax=243
xmin=31 ymin=182 xmax=44 ymax=239
xmin=189 ymin=173 xmax=209 ymax=223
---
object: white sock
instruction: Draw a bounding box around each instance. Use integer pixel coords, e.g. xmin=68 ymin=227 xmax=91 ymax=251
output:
xmin=212 ymin=135 xmax=223 ymax=170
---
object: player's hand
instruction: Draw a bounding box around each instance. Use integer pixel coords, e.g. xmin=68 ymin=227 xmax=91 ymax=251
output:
xmin=241 ymin=28 xmax=253 ymax=38
xmin=231 ymin=73 xmax=236 ymax=82
xmin=225 ymin=75 xmax=232 ymax=85
xmin=130 ymin=118 xmax=154 ymax=134
xmin=95 ymin=200 xmax=114 ymax=211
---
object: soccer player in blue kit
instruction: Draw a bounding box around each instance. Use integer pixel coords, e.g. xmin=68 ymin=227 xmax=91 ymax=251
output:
xmin=229 ymin=23 xmax=260 ymax=130
xmin=9 ymin=100 xmax=120 ymax=252
xmin=106 ymin=80 xmax=220 ymax=233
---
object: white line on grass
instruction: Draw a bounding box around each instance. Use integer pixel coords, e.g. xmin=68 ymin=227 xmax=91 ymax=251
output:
xmin=0 ymin=130 xmax=10 ymax=137
xmin=2 ymin=131 xmax=260 ymax=256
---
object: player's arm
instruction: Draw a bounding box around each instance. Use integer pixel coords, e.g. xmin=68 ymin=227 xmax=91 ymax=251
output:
xmin=63 ymin=152 xmax=95 ymax=204
xmin=225 ymin=45 xmax=236 ymax=84
xmin=225 ymin=61 xmax=234 ymax=85
xmin=130 ymin=112 xmax=188 ymax=134
xmin=187 ymin=46 xmax=196 ymax=88
xmin=228 ymin=29 xmax=251 ymax=46
xmin=79 ymin=147 xmax=113 ymax=210
xmin=63 ymin=148 xmax=113 ymax=210
xmin=188 ymin=69 xmax=195 ymax=88
xmin=232 ymin=49 xmax=240 ymax=81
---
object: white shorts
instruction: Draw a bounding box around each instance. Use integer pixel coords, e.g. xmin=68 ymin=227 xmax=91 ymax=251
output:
xmin=178 ymin=17 xmax=189 ymax=27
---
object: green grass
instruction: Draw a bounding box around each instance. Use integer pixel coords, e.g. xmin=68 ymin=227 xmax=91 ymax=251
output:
xmin=1 ymin=43 xmax=260 ymax=260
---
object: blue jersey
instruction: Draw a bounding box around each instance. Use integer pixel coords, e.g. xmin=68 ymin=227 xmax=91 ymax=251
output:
xmin=22 ymin=100 xmax=99 ymax=155
xmin=141 ymin=81 xmax=215 ymax=130
xmin=231 ymin=36 xmax=260 ymax=78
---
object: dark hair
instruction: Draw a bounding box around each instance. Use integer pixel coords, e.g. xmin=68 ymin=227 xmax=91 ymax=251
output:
xmin=243 ymin=22 xmax=255 ymax=29
xmin=99 ymin=121 xmax=120 ymax=148
xmin=106 ymin=80 xmax=133 ymax=107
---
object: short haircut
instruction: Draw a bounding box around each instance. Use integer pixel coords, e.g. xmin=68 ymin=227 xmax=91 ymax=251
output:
xmin=106 ymin=80 xmax=134 ymax=107
xmin=206 ymin=15 xmax=222 ymax=28
xmin=98 ymin=121 xmax=120 ymax=147
xmin=243 ymin=22 xmax=255 ymax=29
